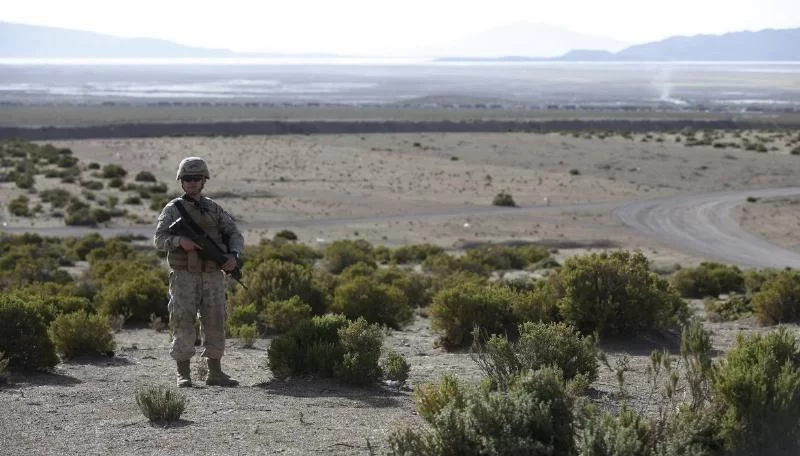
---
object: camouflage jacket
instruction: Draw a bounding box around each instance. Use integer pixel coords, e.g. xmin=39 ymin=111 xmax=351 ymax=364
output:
xmin=154 ymin=195 xmax=244 ymax=255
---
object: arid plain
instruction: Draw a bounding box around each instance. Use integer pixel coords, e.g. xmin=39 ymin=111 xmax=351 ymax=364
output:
xmin=2 ymin=122 xmax=800 ymax=455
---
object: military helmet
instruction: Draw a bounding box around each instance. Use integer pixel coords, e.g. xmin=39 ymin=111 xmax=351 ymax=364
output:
xmin=176 ymin=157 xmax=210 ymax=180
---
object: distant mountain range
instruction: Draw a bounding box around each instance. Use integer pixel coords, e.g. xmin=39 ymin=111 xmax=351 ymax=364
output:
xmin=439 ymin=28 xmax=800 ymax=62
xmin=1 ymin=20 xmax=799 ymax=61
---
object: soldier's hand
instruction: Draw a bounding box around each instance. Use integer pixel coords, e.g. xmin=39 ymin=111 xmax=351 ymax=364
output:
xmin=179 ymin=237 xmax=202 ymax=251
xmin=221 ymin=254 xmax=237 ymax=272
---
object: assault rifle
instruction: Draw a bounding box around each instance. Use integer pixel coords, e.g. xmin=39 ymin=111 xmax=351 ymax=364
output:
xmin=168 ymin=217 xmax=247 ymax=288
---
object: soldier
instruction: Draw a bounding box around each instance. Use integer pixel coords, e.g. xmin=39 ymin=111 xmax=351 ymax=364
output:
xmin=154 ymin=157 xmax=244 ymax=387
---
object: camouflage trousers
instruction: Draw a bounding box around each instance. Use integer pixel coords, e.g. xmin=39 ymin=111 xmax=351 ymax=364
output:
xmin=168 ymin=269 xmax=228 ymax=361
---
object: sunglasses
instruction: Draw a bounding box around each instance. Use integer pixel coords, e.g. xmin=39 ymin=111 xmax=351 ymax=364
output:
xmin=181 ymin=176 xmax=204 ymax=182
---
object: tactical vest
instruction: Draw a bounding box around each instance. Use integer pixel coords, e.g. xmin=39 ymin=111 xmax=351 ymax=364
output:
xmin=168 ymin=198 xmax=226 ymax=273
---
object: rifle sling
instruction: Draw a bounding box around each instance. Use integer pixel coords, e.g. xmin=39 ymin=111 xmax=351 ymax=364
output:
xmin=173 ymin=199 xmax=226 ymax=254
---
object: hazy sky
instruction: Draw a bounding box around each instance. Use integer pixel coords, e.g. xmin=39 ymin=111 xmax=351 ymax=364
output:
xmin=3 ymin=0 xmax=799 ymax=55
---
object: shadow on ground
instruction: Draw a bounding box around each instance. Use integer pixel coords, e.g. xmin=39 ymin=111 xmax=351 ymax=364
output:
xmin=253 ymin=377 xmax=407 ymax=408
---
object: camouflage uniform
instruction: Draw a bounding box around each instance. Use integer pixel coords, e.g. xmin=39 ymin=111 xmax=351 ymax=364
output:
xmin=153 ymin=157 xmax=244 ymax=386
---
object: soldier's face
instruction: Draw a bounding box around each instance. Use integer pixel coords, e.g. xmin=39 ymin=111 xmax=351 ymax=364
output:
xmin=181 ymin=176 xmax=205 ymax=196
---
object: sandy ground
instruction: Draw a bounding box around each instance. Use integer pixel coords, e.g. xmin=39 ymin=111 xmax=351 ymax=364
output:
xmin=2 ymin=129 xmax=800 ymax=455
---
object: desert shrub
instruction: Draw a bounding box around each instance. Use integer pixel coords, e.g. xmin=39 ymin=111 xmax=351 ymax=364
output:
xmin=135 ymin=386 xmax=187 ymax=422
xmin=227 ymin=302 xmax=259 ymax=330
xmin=429 ymin=282 xmax=520 ymax=349
xmin=330 ymin=276 xmax=412 ymax=329
xmin=274 ymin=229 xmax=298 ymax=241
xmin=247 ymin=239 xmax=321 ymax=267
xmin=575 ymin=406 xmax=652 ymax=456
xmin=472 ymin=322 xmax=598 ymax=390
xmin=231 ymin=323 xmax=258 ymax=348
xmin=422 ymin=252 xmax=465 ymax=276
xmin=323 ymin=239 xmax=376 ymax=274
xmin=48 ymin=311 xmax=116 ymax=359
xmin=555 ymin=250 xmax=687 ymax=336
xmin=93 ymin=265 xmax=168 ymax=323
xmin=229 ymin=259 xmax=326 ymax=315
xmin=0 ymin=294 xmax=59 ymax=370
xmin=264 ymin=296 xmax=312 ymax=332
xmin=374 ymin=266 xmax=434 ymax=308
xmin=334 ymin=318 xmax=383 ymax=386
xmin=463 ymin=244 xmax=529 ymax=271
xmin=338 ymin=261 xmax=378 ymax=280
xmin=134 ymin=170 xmax=157 ymax=182
xmin=67 ymin=232 xmax=107 ymax=261
xmin=513 ymin=279 xmax=559 ymax=323
xmin=751 ymin=270 xmax=800 ymax=325
xmin=108 ymin=177 xmax=124 ymax=188
xmin=9 ymin=195 xmax=30 ymax=217
xmin=492 ymin=191 xmax=516 ymax=207
xmin=671 ymin=262 xmax=745 ymax=298
xmin=267 ymin=314 xmax=384 ymax=386
xmin=86 ymin=238 xmax=136 ymax=263
xmin=123 ymin=195 xmax=142 ymax=205
xmin=267 ymin=314 xmax=349 ymax=379
xmin=5 ymin=283 xmax=93 ymax=323
xmin=389 ymin=368 xmax=574 ymax=456
xmin=743 ymin=268 xmax=781 ymax=294
xmin=704 ymin=294 xmax=751 ymax=322
xmin=80 ymin=179 xmax=104 ymax=190
xmin=712 ymin=328 xmax=800 ymax=454
xmin=381 ymin=350 xmax=410 ymax=382
xmin=39 ymin=188 xmax=72 ymax=208
xmin=13 ymin=171 xmax=34 ymax=189
xmin=391 ymin=244 xmax=445 ymax=264
xmin=101 ymin=164 xmax=127 ymax=179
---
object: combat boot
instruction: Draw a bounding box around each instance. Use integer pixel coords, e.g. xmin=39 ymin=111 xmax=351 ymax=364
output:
xmin=176 ymin=360 xmax=192 ymax=388
xmin=206 ymin=358 xmax=239 ymax=387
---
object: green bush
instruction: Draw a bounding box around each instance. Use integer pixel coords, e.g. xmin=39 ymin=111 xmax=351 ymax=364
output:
xmin=555 ymin=250 xmax=687 ymax=336
xmin=227 ymin=302 xmax=259 ymax=330
xmin=575 ymin=406 xmax=654 ymax=456
xmin=247 ymin=239 xmax=321 ymax=267
xmin=0 ymin=295 xmax=59 ymax=370
xmin=323 ymin=239 xmax=376 ymax=274
xmin=391 ymin=244 xmax=445 ymax=264
xmin=80 ymin=179 xmax=104 ymax=190
xmin=9 ymin=195 xmax=30 ymax=217
xmin=94 ymin=267 xmax=168 ymax=323
xmin=267 ymin=314 xmax=349 ymax=379
xmin=264 ymin=296 xmax=312 ymax=332
xmin=334 ymin=318 xmax=383 ymax=386
xmin=331 ymin=276 xmax=412 ymax=329
xmin=752 ymin=270 xmax=800 ymax=325
xmin=5 ymin=283 xmax=93 ymax=324
xmin=744 ymin=268 xmax=781 ymax=294
xmin=513 ymin=279 xmax=559 ymax=323
xmin=712 ymin=328 xmax=800 ymax=454
xmin=123 ymin=195 xmax=142 ymax=205
xmin=492 ymin=191 xmax=516 ymax=207
xmin=135 ymin=386 xmax=187 ymax=422
xmin=274 ymin=229 xmax=298 ymax=241
xmin=338 ymin=261 xmax=378 ymax=280
xmin=101 ymin=164 xmax=128 ymax=179
xmin=229 ymin=259 xmax=326 ymax=315
xmin=40 ymin=188 xmax=72 ymax=208
xmin=472 ymin=322 xmax=598 ymax=390
xmin=108 ymin=177 xmax=124 ymax=188
xmin=389 ymin=368 xmax=574 ymax=456
xmin=704 ymin=294 xmax=751 ymax=322
xmin=374 ymin=267 xmax=434 ymax=308
xmin=381 ymin=350 xmax=410 ymax=382
xmin=430 ymin=283 xmax=520 ymax=349
xmin=48 ymin=311 xmax=116 ymax=359
xmin=134 ymin=170 xmax=157 ymax=182
xmin=671 ymin=262 xmax=745 ymax=298
xmin=231 ymin=323 xmax=258 ymax=348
